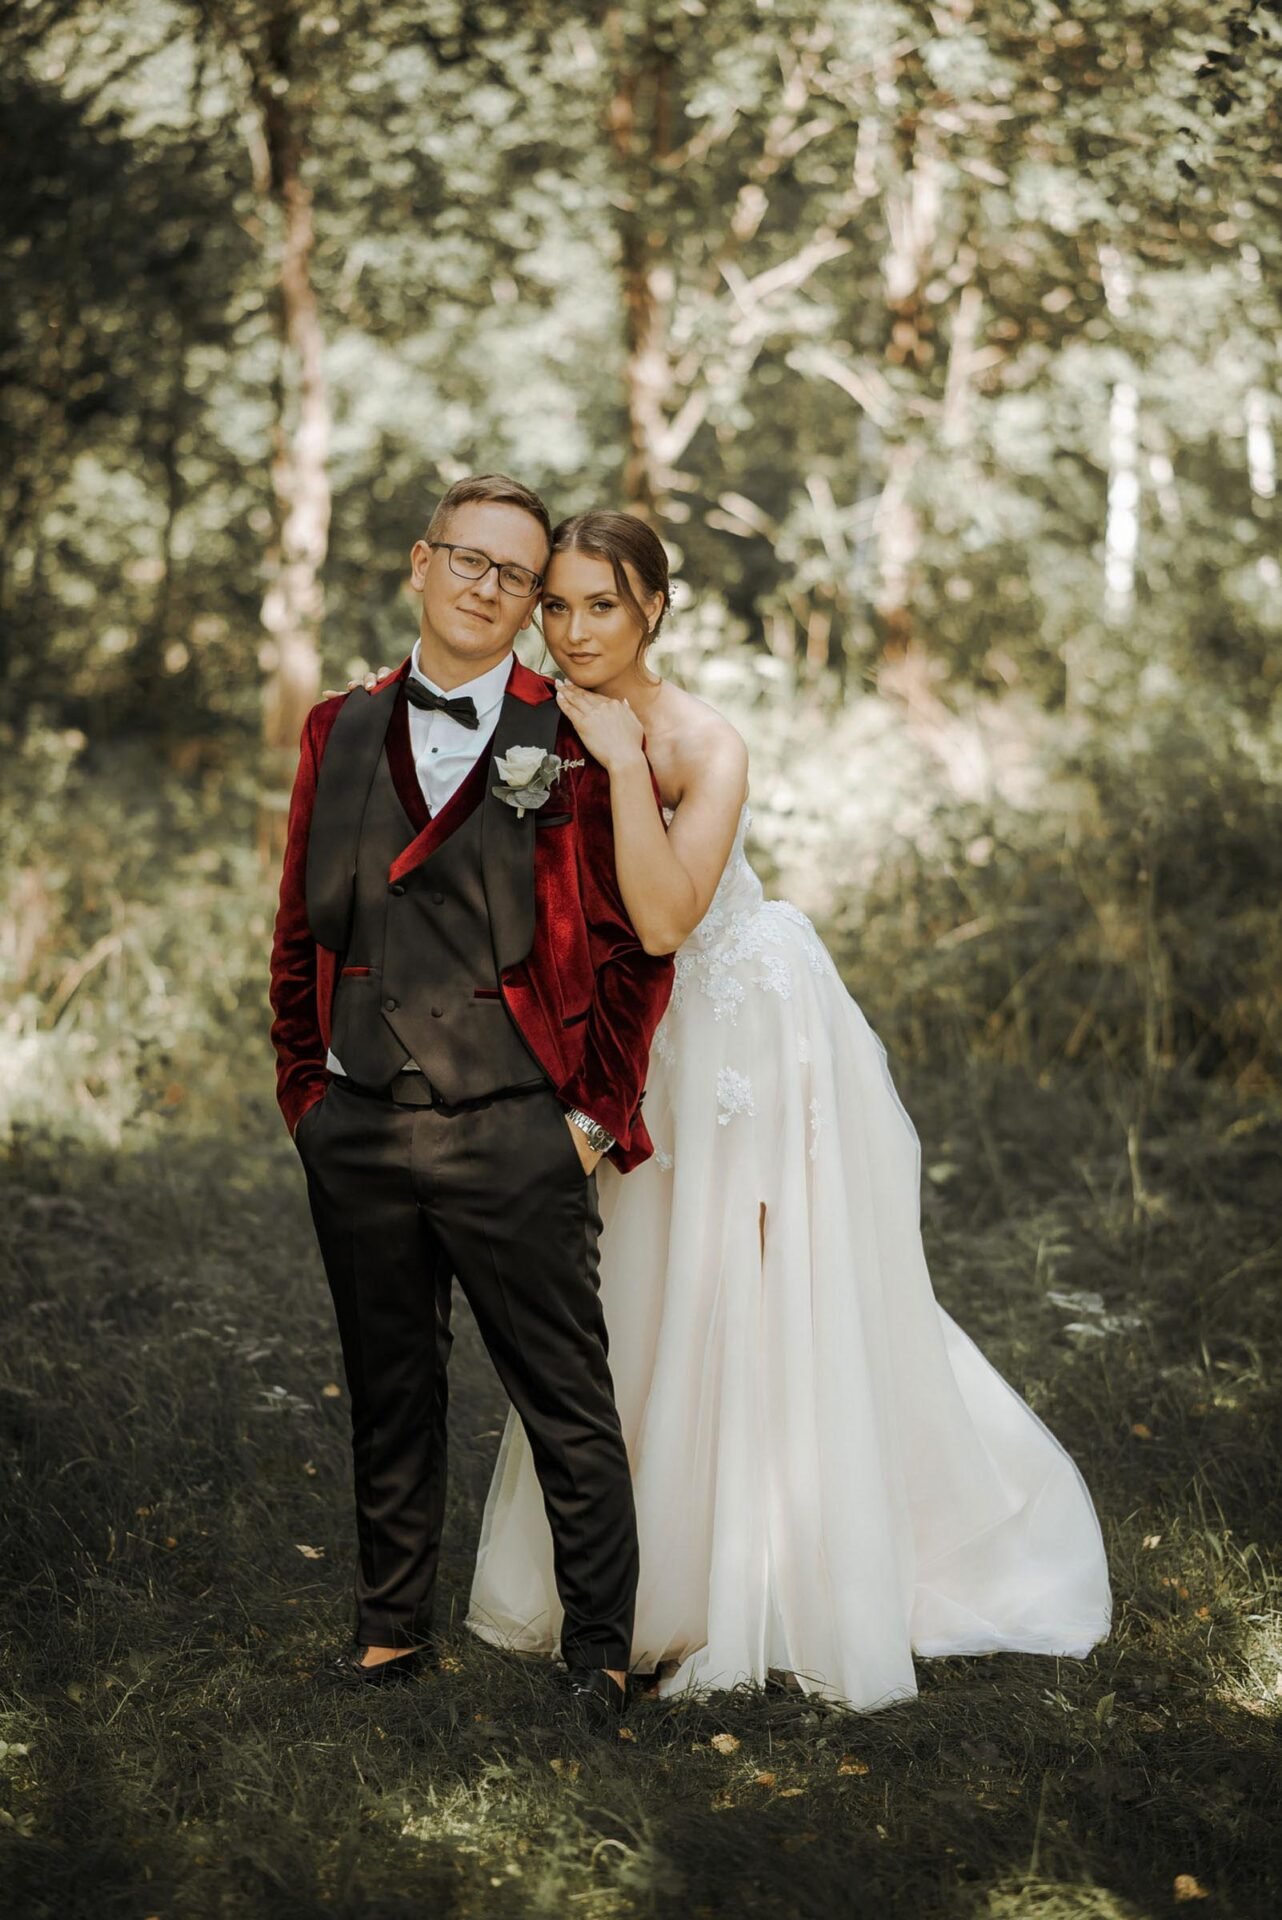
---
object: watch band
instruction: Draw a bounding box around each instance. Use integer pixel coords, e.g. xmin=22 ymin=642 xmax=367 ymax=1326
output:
xmin=565 ymin=1107 xmax=615 ymax=1155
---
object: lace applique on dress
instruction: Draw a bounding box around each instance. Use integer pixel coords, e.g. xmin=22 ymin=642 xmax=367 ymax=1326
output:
xmin=764 ymin=901 xmax=828 ymax=976
xmin=674 ymin=905 xmax=806 ymax=1018
xmin=716 ymin=1067 xmax=756 ymax=1125
xmin=753 ymin=952 xmax=793 ymax=999
xmin=666 ymin=806 xmax=834 ymax=1019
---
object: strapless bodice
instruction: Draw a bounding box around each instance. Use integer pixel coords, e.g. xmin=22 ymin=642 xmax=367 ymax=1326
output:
xmin=662 ymin=801 xmax=763 ymax=938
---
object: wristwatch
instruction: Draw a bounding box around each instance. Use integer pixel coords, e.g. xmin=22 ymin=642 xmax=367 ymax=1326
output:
xmin=565 ymin=1107 xmax=615 ymax=1156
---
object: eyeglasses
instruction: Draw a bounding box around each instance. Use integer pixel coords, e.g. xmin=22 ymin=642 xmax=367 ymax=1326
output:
xmin=428 ymin=542 xmax=543 ymax=597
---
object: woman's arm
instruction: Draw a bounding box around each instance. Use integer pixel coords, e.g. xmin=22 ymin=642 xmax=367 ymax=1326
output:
xmin=554 ymin=687 xmax=748 ymax=956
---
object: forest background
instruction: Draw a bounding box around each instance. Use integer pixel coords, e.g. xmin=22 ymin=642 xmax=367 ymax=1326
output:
xmin=2 ymin=4 xmax=1281 ymax=1918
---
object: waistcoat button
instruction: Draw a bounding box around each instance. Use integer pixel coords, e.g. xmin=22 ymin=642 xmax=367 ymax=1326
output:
xmin=388 ymin=882 xmax=406 ymax=896
xmin=431 ymin=890 xmax=445 ymax=905
xmin=430 ymin=1005 xmax=443 ymax=1018
xmin=383 ymin=997 xmax=398 ymax=1012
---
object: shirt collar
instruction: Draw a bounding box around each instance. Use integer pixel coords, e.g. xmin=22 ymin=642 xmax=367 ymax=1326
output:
xmin=409 ymin=641 xmax=512 ymax=716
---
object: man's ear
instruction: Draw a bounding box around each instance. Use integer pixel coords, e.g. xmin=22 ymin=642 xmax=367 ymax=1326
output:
xmin=409 ymin=539 xmax=431 ymax=589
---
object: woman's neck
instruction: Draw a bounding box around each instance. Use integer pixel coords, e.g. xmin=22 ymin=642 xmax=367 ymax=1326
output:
xmin=596 ymin=661 xmax=664 ymax=723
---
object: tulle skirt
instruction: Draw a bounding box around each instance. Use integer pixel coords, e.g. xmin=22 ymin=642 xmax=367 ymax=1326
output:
xmin=467 ymin=835 xmax=1111 ymax=1709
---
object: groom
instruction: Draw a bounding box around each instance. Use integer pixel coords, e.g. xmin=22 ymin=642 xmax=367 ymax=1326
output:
xmin=268 ymin=472 xmax=674 ymax=1716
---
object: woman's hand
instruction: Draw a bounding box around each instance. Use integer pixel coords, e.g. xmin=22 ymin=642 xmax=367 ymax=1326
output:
xmin=321 ymin=665 xmax=395 ymax=699
xmin=555 ymin=683 xmax=646 ymax=773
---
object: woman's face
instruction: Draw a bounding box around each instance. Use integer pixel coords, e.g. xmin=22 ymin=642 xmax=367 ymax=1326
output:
xmin=541 ymin=550 xmax=663 ymax=691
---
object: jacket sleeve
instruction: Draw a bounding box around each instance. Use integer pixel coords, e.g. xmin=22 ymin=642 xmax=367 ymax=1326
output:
xmin=268 ymin=710 xmax=331 ymax=1138
xmin=558 ymin=756 xmax=675 ymax=1162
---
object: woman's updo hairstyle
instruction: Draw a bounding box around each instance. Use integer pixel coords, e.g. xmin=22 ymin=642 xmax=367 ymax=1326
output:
xmin=548 ymin=511 xmax=672 ymax=662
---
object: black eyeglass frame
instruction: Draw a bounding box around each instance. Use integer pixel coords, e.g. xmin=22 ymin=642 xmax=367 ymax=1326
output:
xmin=427 ymin=542 xmax=544 ymax=597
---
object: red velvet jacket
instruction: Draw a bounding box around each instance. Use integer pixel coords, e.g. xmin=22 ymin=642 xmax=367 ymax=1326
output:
xmin=268 ymin=655 xmax=674 ymax=1172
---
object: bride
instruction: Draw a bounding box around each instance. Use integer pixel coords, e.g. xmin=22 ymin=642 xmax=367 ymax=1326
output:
xmin=464 ymin=509 xmax=1112 ymax=1711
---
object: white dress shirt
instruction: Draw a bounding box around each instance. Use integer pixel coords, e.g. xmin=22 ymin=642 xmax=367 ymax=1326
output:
xmin=406 ymin=642 xmax=512 ymax=814
xmin=325 ymin=644 xmax=513 ymax=1076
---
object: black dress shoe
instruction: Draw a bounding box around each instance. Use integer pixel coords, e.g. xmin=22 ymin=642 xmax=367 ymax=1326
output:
xmin=318 ymin=1642 xmax=435 ymax=1690
xmin=562 ymin=1666 xmax=628 ymax=1728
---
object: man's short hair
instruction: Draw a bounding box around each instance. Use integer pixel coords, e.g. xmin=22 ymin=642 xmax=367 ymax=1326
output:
xmin=425 ymin=473 xmax=552 ymax=553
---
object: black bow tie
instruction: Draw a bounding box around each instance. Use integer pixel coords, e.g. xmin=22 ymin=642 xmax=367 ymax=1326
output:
xmin=403 ymin=679 xmax=480 ymax=729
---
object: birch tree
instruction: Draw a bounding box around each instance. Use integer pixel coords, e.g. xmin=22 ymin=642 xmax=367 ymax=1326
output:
xmin=197 ymin=0 xmax=331 ymax=859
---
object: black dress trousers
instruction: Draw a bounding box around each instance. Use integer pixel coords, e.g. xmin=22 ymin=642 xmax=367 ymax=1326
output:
xmin=295 ymin=1078 xmax=638 ymax=1669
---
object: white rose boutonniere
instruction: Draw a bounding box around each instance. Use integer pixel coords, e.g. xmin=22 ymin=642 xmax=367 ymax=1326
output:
xmin=492 ymin=747 xmax=585 ymax=819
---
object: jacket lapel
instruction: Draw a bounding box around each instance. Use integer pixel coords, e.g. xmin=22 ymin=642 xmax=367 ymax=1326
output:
xmin=386 ymin=749 xmax=487 ymax=885
xmin=306 ymin=671 xmax=405 ymax=950
xmin=481 ymin=685 xmax=562 ymax=975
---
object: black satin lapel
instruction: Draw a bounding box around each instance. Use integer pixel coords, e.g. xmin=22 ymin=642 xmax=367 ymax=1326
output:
xmin=305 ymin=686 xmax=399 ymax=950
xmin=481 ymin=691 xmax=562 ymax=975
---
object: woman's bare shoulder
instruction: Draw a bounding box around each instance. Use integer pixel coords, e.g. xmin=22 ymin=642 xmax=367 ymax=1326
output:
xmin=658 ymin=685 xmax=749 ymax=777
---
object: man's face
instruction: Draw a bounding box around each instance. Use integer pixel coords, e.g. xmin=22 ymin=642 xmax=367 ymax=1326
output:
xmin=410 ymin=502 xmax=548 ymax=676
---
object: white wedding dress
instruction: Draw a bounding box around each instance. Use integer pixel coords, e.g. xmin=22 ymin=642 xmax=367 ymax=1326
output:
xmin=467 ymin=805 xmax=1111 ymax=1709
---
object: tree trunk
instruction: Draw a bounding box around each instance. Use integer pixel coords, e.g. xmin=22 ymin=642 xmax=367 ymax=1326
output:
xmin=606 ymin=15 xmax=674 ymax=523
xmin=1245 ymin=387 xmax=1276 ymax=505
xmin=872 ymin=442 xmax=922 ymax=658
xmin=1097 ymin=246 xmax=1139 ymax=626
xmin=872 ymin=128 xmax=941 ymax=654
xmin=245 ymin=12 xmax=330 ymax=864
xmin=134 ymin=309 xmax=189 ymax=717
xmin=882 ymin=131 xmax=941 ymax=377
xmin=1104 ymin=380 xmax=1139 ymax=624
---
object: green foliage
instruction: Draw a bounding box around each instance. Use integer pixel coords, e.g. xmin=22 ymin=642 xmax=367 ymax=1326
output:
xmin=3 ymin=0 xmax=1277 ymax=729
xmin=832 ymin=715 xmax=1282 ymax=1089
xmin=0 ymin=725 xmax=273 ymax=1140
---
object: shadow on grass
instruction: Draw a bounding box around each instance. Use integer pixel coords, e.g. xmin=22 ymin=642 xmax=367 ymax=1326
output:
xmin=1 ymin=1071 xmax=1279 ymax=1918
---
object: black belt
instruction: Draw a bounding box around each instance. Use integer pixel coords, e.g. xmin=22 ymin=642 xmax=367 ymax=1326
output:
xmin=331 ymin=1072 xmax=548 ymax=1115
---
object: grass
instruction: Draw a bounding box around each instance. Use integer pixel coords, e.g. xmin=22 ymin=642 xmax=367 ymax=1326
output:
xmin=2 ymin=718 xmax=1280 ymax=1916
xmin=2 ymin=1060 xmax=1279 ymax=1920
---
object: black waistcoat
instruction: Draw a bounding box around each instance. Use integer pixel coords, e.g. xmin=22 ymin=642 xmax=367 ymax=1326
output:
xmin=306 ymin=679 xmax=561 ymax=1102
